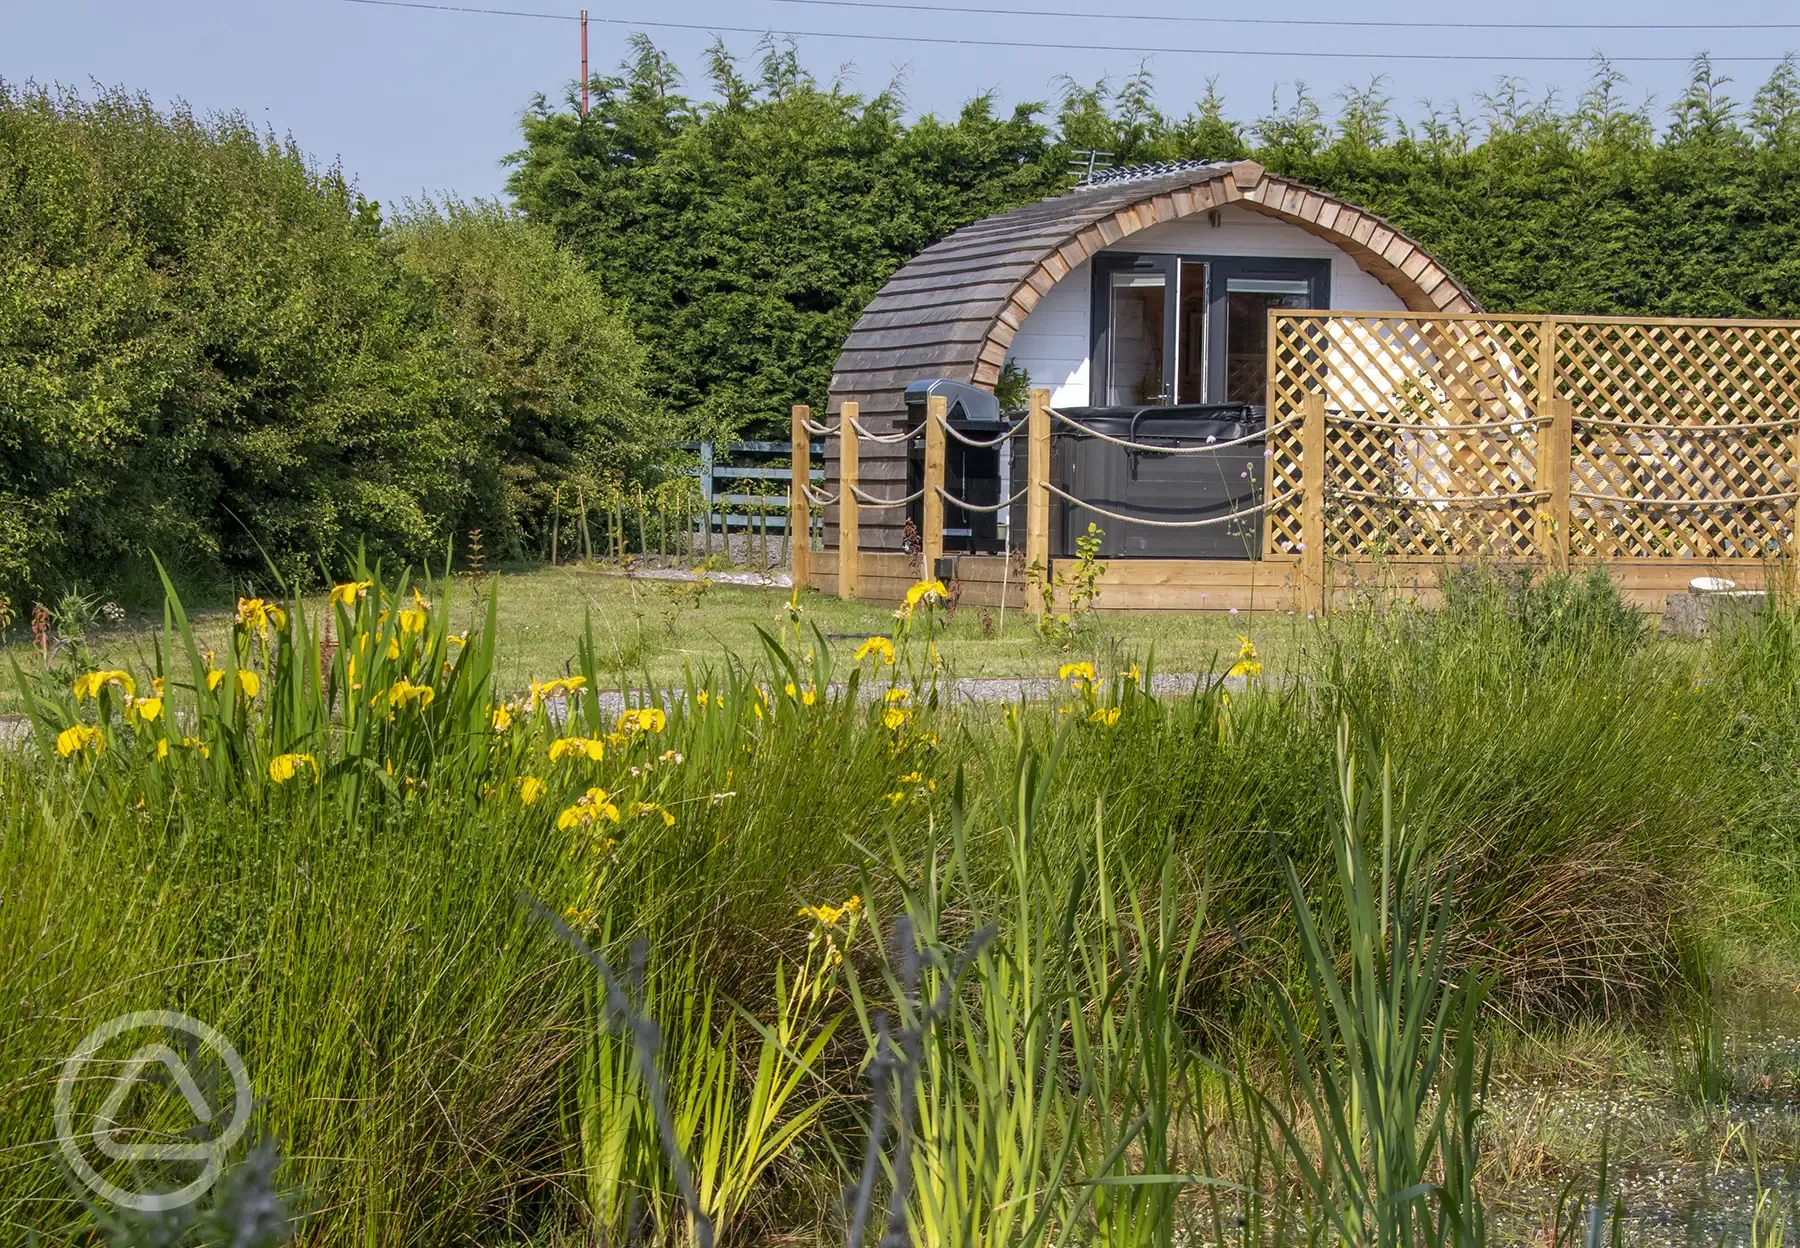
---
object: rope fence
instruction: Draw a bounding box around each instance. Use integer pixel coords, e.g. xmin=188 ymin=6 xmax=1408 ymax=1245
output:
xmin=1048 ymin=408 xmax=1293 ymax=453
xmin=1046 ymin=482 xmax=1294 ymax=529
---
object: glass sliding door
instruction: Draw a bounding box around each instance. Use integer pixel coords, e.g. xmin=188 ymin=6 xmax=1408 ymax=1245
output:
xmin=1103 ymin=269 xmax=1168 ymax=405
xmin=1223 ymin=278 xmax=1312 ymax=403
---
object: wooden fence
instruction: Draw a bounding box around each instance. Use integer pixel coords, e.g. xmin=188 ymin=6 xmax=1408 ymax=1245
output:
xmin=791 ymin=311 xmax=1800 ymax=612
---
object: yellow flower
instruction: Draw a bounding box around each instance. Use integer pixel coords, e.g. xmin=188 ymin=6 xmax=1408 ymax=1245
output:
xmin=615 ymin=707 xmax=666 ymax=735
xmin=72 ymin=670 xmax=135 ymax=701
xmin=237 ymin=597 xmax=287 ymax=637
xmin=1059 ymin=661 xmax=1096 ymax=686
xmin=1227 ymin=635 xmax=1263 ymax=679
xmin=881 ymin=706 xmax=910 ymax=731
xmin=902 ymin=579 xmax=949 ymax=613
xmin=557 ymin=787 xmax=621 ymax=829
xmin=695 ymin=690 xmax=711 ymax=707
xmin=1090 ymin=706 xmax=1121 ymax=726
xmin=884 ymin=687 xmax=911 ymax=704
xmin=518 ymin=776 xmax=546 ymax=805
xmin=155 ymin=738 xmax=170 ymax=761
xmin=181 ymin=736 xmax=210 ymax=759
xmin=1125 ymin=663 xmax=1143 ymax=685
xmin=629 ymin=800 xmax=676 ymax=826
xmin=548 ymin=736 xmax=606 ymax=763
xmin=55 ymin=724 xmax=104 ymax=757
xmin=884 ymin=790 xmax=907 ymax=805
xmin=328 ymin=580 xmax=372 ymax=607
xmin=206 ymin=669 xmax=224 ymax=691
xmin=268 ymin=753 xmax=317 ymax=784
xmin=386 ymin=637 xmax=402 ymax=660
xmin=129 ymin=695 xmax=164 ymax=723
xmin=798 ymin=895 xmax=862 ymax=925
xmin=237 ymin=670 xmax=260 ymax=698
xmin=387 ymin=679 xmax=436 ymax=710
xmin=530 ymin=676 xmax=587 ymax=707
xmin=853 ymin=636 xmax=896 ymax=665
xmin=490 ymin=705 xmax=513 ymax=732
xmin=900 ymin=771 xmax=925 ymax=783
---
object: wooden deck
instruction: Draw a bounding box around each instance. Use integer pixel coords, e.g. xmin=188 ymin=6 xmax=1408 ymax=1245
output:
xmin=809 ymin=550 xmax=1770 ymax=613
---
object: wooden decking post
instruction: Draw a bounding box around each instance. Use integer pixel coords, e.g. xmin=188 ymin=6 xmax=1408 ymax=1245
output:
xmin=923 ymin=394 xmax=947 ymax=577
xmin=1534 ymin=317 xmax=1572 ymax=573
xmin=1026 ymin=388 xmax=1051 ymax=614
xmin=1300 ymin=393 xmax=1327 ymax=615
xmin=790 ymin=404 xmax=811 ymax=590
xmin=839 ymin=402 xmax=860 ymax=601
xmin=1545 ymin=397 xmax=1573 ymax=574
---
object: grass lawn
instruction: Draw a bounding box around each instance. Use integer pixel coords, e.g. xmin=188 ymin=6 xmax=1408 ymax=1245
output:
xmin=1 ymin=564 xmax=1307 ymax=710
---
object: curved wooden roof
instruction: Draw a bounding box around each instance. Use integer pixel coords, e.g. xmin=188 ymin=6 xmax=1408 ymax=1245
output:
xmin=828 ymin=159 xmax=1478 ymax=419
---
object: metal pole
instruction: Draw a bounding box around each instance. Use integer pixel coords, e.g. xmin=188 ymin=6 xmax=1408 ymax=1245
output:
xmin=791 ymin=405 xmax=811 ymax=589
xmin=580 ymin=10 xmax=589 ymax=117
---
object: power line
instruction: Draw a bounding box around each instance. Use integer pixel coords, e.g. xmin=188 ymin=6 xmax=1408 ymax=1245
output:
xmin=330 ymin=0 xmax=1800 ymax=62
xmin=764 ymin=0 xmax=1800 ymax=34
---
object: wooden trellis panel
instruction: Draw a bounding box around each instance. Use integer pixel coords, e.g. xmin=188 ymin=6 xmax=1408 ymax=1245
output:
xmin=1267 ymin=312 xmax=1800 ymax=565
xmin=1268 ymin=315 xmax=1545 ymax=559
xmin=1556 ymin=320 xmax=1800 ymax=559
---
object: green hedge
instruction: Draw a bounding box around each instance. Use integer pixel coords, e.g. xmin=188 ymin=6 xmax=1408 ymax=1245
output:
xmin=0 ymin=85 xmax=658 ymax=604
xmin=511 ymin=48 xmax=1800 ymax=436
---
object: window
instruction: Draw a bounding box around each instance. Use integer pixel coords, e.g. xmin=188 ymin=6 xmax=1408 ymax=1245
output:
xmin=1224 ymin=278 xmax=1313 ymax=404
xmin=1092 ymin=254 xmax=1328 ymax=406
xmin=1104 ymin=270 xmax=1167 ymax=404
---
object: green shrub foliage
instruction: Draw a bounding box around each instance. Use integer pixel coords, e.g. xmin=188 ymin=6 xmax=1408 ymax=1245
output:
xmin=511 ymin=47 xmax=1800 ymax=436
xmin=0 ymin=83 xmax=656 ymax=602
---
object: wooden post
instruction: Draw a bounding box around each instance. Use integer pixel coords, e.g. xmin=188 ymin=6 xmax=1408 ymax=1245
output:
xmin=923 ymin=394 xmax=947 ymax=578
xmin=790 ymin=404 xmax=811 ymax=590
xmin=840 ymin=402 xmax=860 ymax=601
xmin=1534 ymin=316 xmax=1564 ymax=570
xmin=1545 ymin=397 xmax=1573 ymax=574
xmin=1300 ymin=393 xmax=1327 ymax=615
xmin=1026 ymin=388 xmax=1051 ymax=614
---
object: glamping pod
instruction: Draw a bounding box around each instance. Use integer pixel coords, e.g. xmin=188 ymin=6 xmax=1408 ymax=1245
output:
xmin=823 ymin=159 xmax=1477 ymax=558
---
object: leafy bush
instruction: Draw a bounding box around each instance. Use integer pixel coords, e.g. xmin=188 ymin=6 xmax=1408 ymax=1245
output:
xmin=1438 ymin=564 xmax=1649 ymax=661
xmin=0 ymin=84 xmax=657 ymax=604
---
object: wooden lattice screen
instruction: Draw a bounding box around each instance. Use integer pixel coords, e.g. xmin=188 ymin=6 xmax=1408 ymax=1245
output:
xmin=1265 ymin=312 xmax=1800 ymax=563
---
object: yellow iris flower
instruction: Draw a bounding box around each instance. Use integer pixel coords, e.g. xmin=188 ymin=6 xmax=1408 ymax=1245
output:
xmin=853 ymin=636 xmax=896 ymax=665
xmin=55 ymin=724 xmax=104 ymax=757
xmin=557 ymin=787 xmax=621 ymax=829
xmin=387 ymin=679 xmax=435 ymax=710
xmin=328 ymin=580 xmax=372 ymax=607
xmin=71 ymin=670 xmax=135 ymax=701
xmin=548 ymin=736 xmax=606 ymax=763
xmin=236 ymin=597 xmax=287 ymax=637
xmin=615 ymin=707 xmax=666 ymax=735
xmin=268 ymin=753 xmax=317 ymax=784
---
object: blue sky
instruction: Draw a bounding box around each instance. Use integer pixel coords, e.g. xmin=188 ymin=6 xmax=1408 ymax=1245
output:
xmin=7 ymin=0 xmax=1799 ymax=210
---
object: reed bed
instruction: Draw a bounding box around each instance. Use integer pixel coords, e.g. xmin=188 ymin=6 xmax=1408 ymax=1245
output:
xmin=0 ymin=562 xmax=1779 ymax=1246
